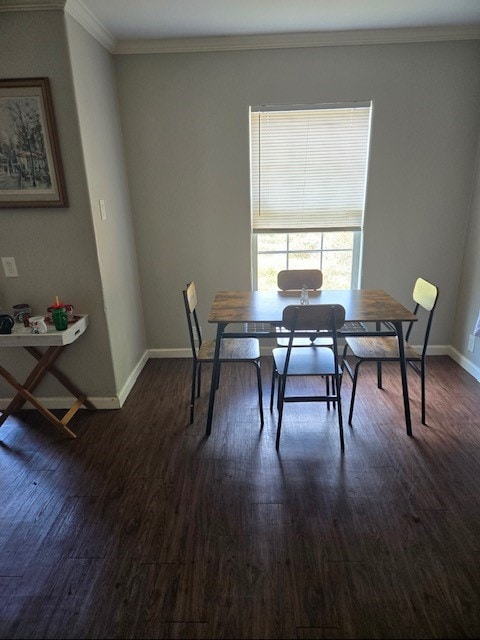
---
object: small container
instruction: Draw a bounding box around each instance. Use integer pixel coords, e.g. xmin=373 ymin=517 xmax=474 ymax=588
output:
xmin=51 ymin=306 xmax=68 ymax=331
xmin=29 ymin=315 xmax=48 ymax=334
xmin=0 ymin=314 xmax=14 ymax=334
xmin=300 ymin=284 xmax=309 ymax=305
xmin=47 ymin=303 xmax=74 ymax=322
xmin=12 ymin=303 xmax=32 ymax=323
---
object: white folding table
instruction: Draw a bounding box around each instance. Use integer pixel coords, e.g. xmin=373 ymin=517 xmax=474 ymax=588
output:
xmin=0 ymin=315 xmax=94 ymax=438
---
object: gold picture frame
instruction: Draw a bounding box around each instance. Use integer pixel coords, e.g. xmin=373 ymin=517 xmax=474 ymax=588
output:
xmin=0 ymin=77 xmax=67 ymax=208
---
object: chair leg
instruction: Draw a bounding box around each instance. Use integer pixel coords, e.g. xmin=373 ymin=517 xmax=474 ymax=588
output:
xmin=215 ymin=363 xmax=222 ymax=390
xmin=335 ymin=373 xmax=345 ymax=451
xmin=277 ymin=374 xmax=282 ymax=410
xmin=342 ymin=342 xmax=349 ymax=370
xmin=276 ymin=375 xmax=286 ymax=451
xmin=348 ymin=360 xmax=363 ymax=425
xmin=190 ymin=361 xmax=197 ymax=424
xmin=270 ymin=363 xmax=277 ymax=412
xmin=324 ymin=376 xmax=336 ymax=410
xmin=197 ymin=362 xmax=202 ymax=397
xmin=254 ymin=361 xmax=264 ymax=428
xmin=329 ymin=375 xmax=338 ymax=410
xmin=377 ymin=362 xmax=383 ymax=389
xmin=375 ymin=321 xmax=383 ymax=389
xmin=421 ymin=361 xmax=426 ymax=425
xmin=342 ymin=343 xmax=354 ymax=382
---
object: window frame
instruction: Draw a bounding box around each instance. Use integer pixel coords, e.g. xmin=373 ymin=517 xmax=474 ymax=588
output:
xmin=249 ymin=101 xmax=371 ymax=291
xmin=251 ymin=230 xmax=362 ymax=291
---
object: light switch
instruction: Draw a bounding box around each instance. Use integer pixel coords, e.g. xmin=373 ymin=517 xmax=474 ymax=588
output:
xmin=468 ymin=334 xmax=475 ymax=353
xmin=99 ymin=199 xmax=107 ymax=220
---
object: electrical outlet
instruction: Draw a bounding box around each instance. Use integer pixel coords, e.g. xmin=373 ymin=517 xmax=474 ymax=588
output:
xmin=2 ymin=257 xmax=18 ymax=277
xmin=468 ymin=334 xmax=475 ymax=353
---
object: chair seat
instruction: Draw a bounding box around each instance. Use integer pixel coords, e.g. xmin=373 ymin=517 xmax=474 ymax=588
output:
xmin=344 ymin=277 xmax=438 ymax=428
xmin=273 ymin=345 xmax=341 ymax=377
xmin=271 ymin=303 xmax=346 ymax=451
xmin=184 ymin=280 xmax=264 ymax=428
xmin=198 ymin=337 xmax=261 ymax=361
xmin=346 ymin=336 xmax=420 ymax=361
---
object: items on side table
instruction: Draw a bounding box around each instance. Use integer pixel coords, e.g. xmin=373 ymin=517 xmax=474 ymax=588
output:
xmin=0 ymin=314 xmax=14 ymax=334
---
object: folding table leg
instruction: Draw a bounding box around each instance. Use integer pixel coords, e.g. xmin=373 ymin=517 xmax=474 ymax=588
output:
xmin=0 ymin=345 xmax=92 ymax=438
xmin=0 ymin=362 xmax=76 ymax=438
xmin=0 ymin=346 xmax=64 ymax=425
xmin=25 ymin=347 xmax=96 ymax=410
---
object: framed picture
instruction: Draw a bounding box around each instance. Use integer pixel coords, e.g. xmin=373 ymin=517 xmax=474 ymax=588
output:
xmin=0 ymin=77 xmax=67 ymax=208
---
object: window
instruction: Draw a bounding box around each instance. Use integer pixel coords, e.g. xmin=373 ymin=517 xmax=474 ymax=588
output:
xmin=250 ymin=102 xmax=372 ymax=290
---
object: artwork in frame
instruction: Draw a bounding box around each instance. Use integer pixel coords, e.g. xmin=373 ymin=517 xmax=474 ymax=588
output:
xmin=0 ymin=77 xmax=67 ymax=208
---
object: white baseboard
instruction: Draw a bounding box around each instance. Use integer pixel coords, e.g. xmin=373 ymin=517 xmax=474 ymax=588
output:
xmin=2 ymin=344 xmax=476 ymax=411
xmin=0 ymin=350 xmax=150 ymax=411
xmin=0 ymin=395 xmax=121 ymax=411
xmin=117 ymin=350 xmax=149 ymax=406
xmin=148 ymin=348 xmax=191 ymax=358
xmin=448 ymin=346 xmax=480 ymax=382
xmin=421 ymin=344 xmax=451 ymax=356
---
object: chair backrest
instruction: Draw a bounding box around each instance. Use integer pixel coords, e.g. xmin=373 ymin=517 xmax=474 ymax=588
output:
xmin=281 ymin=304 xmax=346 ymax=371
xmin=277 ymin=269 xmax=323 ymax=291
xmin=405 ymin=277 xmax=439 ymax=354
xmin=183 ymin=281 xmax=202 ymax=358
xmin=413 ymin=277 xmax=438 ymax=312
xmin=281 ymin=304 xmax=346 ymax=333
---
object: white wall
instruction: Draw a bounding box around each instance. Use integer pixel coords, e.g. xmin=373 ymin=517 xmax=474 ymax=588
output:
xmin=0 ymin=9 xmax=147 ymax=408
xmin=453 ymin=134 xmax=480 ymax=375
xmin=113 ymin=41 xmax=480 ymax=349
xmin=66 ymin=14 xmax=147 ymax=400
xmin=0 ymin=10 xmax=117 ymax=403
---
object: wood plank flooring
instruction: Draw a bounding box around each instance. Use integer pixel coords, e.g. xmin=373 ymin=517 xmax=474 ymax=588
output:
xmin=1 ymin=355 xmax=480 ymax=639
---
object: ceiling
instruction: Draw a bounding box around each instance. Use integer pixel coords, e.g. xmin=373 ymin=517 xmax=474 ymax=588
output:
xmin=4 ymin=1 xmax=480 ymax=53
xmin=79 ymin=0 xmax=480 ymax=42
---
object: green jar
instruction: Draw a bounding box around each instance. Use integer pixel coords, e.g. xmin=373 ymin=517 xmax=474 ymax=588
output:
xmin=52 ymin=307 xmax=68 ymax=331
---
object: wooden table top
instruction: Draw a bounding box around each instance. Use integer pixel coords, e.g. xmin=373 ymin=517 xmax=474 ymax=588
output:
xmin=208 ymin=290 xmax=416 ymax=325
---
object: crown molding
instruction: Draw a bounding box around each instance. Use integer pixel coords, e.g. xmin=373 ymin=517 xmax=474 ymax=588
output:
xmin=114 ymin=25 xmax=480 ymax=55
xmin=65 ymin=0 xmax=116 ymax=52
xmin=0 ymin=0 xmax=116 ymax=52
xmin=2 ymin=1 xmax=479 ymax=55
xmin=0 ymin=0 xmax=65 ymax=10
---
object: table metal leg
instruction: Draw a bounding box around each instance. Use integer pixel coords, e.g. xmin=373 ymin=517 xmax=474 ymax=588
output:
xmin=394 ymin=320 xmax=412 ymax=436
xmin=206 ymin=322 xmax=226 ymax=437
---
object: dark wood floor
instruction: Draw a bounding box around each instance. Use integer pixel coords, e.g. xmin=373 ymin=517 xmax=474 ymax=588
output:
xmin=1 ymin=355 xmax=480 ymax=639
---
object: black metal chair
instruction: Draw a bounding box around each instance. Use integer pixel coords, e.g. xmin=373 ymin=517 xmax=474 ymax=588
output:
xmin=343 ymin=277 xmax=439 ymax=425
xmin=183 ymin=281 xmax=264 ymax=427
xmin=277 ymin=268 xmax=323 ymax=291
xmin=275 ymin=269 xmax=327 ymax=345
xmin=272 ymin=304 xmax=346 ymax=451
xmin=271 ymin=269 xmax=334 ymax=410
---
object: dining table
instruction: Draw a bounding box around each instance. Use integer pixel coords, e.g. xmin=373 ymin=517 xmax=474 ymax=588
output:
xmin=206 ymin=289 xmax=417 ymax=437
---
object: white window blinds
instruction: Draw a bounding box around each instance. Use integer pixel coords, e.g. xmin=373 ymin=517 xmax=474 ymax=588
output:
xmin=250 ymin=103 xmax=371 ymax=233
